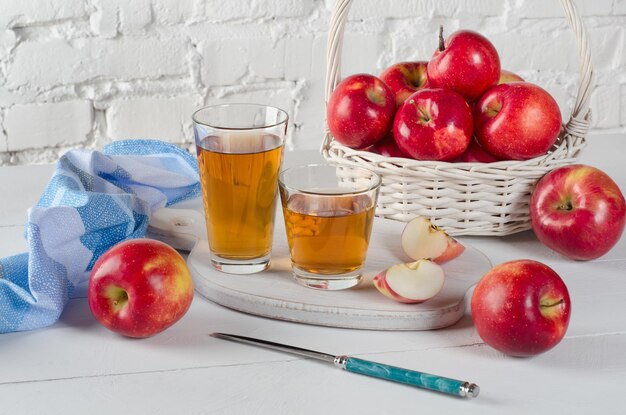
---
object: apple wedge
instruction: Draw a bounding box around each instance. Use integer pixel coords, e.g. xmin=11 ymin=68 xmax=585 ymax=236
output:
xmin=401 ymin=216 xmax=464 ymax=263
xmin=373 ymin=260 xmax=445 ymax=304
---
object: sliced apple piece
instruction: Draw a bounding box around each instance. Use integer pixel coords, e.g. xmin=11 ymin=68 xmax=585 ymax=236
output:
xmin=401 ymin=216 xmax=464 ymax=263
xmin=373 ymin=260 xmax=445 ymax=304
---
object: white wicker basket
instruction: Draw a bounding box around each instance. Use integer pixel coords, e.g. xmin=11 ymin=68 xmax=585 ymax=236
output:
xmin=321 ymin=0 xmax=594 ymax=236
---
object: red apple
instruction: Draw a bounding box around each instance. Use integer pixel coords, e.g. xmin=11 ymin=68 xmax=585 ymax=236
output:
xmin=427 ymin=28 xmax=500 ymax=101
xmin=393 ymin=88 xmax=472 ymax=161
xmin=498 ymin=69 xmax=524 ymax=84
xmin=368 ymin=133 xmax=407 ymax=158
xmin=474 ymin=82 xmax=562 ymax=160
xmin=452 ymin=139 xmax=498 ymax=163
xmin=471 ymin=260 xmax=571 ymax=357
xmin=327 ymin=73 xmax=396 ymax=149
xmin=88 ymin=238 xmax=194 ymax=338
xmin=380 ymin=61 xmax=429 ymax=106
xmin=530 ymin=165 xmax=626 ymax=260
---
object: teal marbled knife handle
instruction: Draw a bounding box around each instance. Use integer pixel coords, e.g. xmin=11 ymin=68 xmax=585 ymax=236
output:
xmin=341 ymin=357 xmax=479 ymax=398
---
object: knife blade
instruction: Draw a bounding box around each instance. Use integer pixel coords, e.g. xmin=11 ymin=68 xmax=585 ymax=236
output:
xmin=210 ymin=332 xmax=479 ymax=398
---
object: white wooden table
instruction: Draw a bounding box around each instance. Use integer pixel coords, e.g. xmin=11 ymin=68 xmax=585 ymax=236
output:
xmin=1 ymin=136 xmax=625 ymax=414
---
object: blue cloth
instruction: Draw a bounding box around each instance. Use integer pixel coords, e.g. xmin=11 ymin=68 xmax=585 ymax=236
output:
xmin=0 ymin=140 xmax=200 ymax=333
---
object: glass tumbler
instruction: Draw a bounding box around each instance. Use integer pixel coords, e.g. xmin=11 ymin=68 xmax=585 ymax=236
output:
xmin=279 ymin=164 xmax=381 ymax=290
xmin=193 ymin=104 xmax=288 ymax=274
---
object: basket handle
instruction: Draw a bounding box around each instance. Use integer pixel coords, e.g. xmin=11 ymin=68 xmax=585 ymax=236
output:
xmin=321 ymin=0 xmax=594 ymax=154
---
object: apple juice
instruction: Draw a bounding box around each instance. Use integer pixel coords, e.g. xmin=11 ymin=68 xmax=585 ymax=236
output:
xmin=282 ymin=193 xmax=375 ymax=275
xmin=197 ymin=133 xmax=283 ymax=260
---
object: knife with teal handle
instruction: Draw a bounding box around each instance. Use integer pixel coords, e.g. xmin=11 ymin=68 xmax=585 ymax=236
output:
xmin=211 ymin=332 xmax=479 ymax=398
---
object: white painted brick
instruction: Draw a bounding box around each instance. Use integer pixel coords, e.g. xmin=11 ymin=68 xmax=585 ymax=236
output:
xmin=5 ymin=101 xmax=93 ymax=151
xmin=0 ymin=30 xmax=17 ymax=60
xmin=206 ymin=0 xmax=315 ymax=20
xmin=285 ymin=35 xmax=314 ymax=81
xmin=490 ymin=29 xmax=579 ymax=73
xmin=91 ymin=0 xmax=152 ymax=37
xmin=621 ymin=86 xmax=626 ymax=125
xmin=590 ymin=86 xmax=622 ymax=129
xmin=339 ymin=33 xmax=383 ymax=76
xmin=153 ymin=0 xmax=201 ymax=25
xmin=330 ymin=0 xmax=505 ymax=20
xmin=513 ymin=0 xmax=613 ymax=18
xmin=0 ymin=0 xmax=86 ymax=28
xmin=107 ymin=96 xmax=203 ymax=143
xmin=210 ymin=88 xmax=295 ymax=116
xmin=200 ymin=37 xmax=285 ymax=86
xmin=7 ymin=38 xmax=189 ymax=89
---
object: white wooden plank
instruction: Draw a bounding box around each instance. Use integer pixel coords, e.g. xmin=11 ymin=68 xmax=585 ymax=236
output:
xmin=0 ymin=333 xmax=622 ymax=415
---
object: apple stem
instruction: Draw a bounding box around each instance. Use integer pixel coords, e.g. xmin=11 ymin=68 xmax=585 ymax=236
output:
xmin=558 ymin=200 xmax=574 ymax=211
xmin=113 ymin=290 xmax=129 ymax=307
xmin=409 ymin=100 xmax=431 ymax=123
xmin=438 ymin=25 xmax=445 ymax=52
xmin=540 ymin=298 xmax=564 ymax=309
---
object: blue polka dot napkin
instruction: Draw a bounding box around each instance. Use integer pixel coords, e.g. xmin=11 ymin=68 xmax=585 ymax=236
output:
xmin=0 ymin=140 xmax=200 ymax=333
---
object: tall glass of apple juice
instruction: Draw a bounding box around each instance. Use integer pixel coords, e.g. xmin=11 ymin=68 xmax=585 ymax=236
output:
xmin=192 ymin=104 xmax=288 ymax=274
xmin=279 ymin=164 xmax=381 ymax=290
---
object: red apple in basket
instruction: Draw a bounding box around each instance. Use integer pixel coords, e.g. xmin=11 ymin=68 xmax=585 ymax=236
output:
xmin=427 ymin=28 xmax=500 ymax=101
xmin=368 ymin=133 xmax=407 ymax=158
xmin=374 ymin=260 xmax=445 ymax=304
xmin=530 ymin=165 xmax=626 ymax=260
xmin=327 ymin=73 xmax=396 ymax=149
xmin=453 ymin=138 xmax=498 ymax=163
xmin=380 ymin=61 xmax=429 ymax=106
xmin=471 ymin=260 xmax=571 ymax=357
xmin=498 ymin=69 xmax=524 ymax=84
xmin=393 ymin=88 xmax=473 ymax=161
xmin=474 ymin=82 xmax=562 ymax=160
xmin=88 ymin=238 xmax=194 ymax=338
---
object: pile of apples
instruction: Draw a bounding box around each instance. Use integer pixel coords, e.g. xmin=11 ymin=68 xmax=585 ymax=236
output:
xmin=327 ymin=27 xmax=563 ymax=162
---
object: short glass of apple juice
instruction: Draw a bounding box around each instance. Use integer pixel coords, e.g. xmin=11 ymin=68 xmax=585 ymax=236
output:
xmin=192 ymin=104 xmax=288 ymax=274
xmin=278 ymin=164 xmax=381 ymax=290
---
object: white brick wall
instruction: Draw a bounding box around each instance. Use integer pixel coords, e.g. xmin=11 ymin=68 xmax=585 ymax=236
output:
xmin=0 ymin=0 xmax=624 ymax=165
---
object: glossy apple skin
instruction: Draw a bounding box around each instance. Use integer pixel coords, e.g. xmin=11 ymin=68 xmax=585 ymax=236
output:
xmin=498 ymin=69 xmax=524 ymax=84
xmin=393 ymin=88 xmax=472 ymax=161
xmin=530 ymin=165 xmax=626 ymax=260
xmin=88 ymin=239 xmax=194 ymax=338
xmin=327 ymin=73 xmax=396 ymax=149
xmin=427 ymin=30 xmax=500 ymax=101
xmin=368 ymin=133 xmax=408 ymax=158
xmin=452 ymin=139 xmax=498 ymax=163
xmin=380 ymin=61 xmax=429 ymax=106
xmin=474 ymin=82 xmax=562 ymax=160
xmin=471 ymin=260 xmax=571 ymax=357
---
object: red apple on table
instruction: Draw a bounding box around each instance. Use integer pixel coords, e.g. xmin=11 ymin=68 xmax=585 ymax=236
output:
xmin=452 ymin=139 xmax=498 ymax=163
xmin=88 ymin=238 xmax=194 ymax=338
xmin=474 ymin=82 xmax=562 ymax=160
xmin=427 ymin=27 xmax=500 ymax=101
xmin=471 ymin=259 xmax=571 ymax=357
xmin=380 ymin=61 xmax=429 ymax=106
xmin=368 ymin=133 xmax=407 ymax=158
xmin=530 ymin=165 xmax=626 ymax=260
xmin=498 ymin=69 xmax=524 ymax=84
xmin=327 ymin=73 xmax=396 ymax=149
xmin=393 ymin=88 xmax=473 ymax=161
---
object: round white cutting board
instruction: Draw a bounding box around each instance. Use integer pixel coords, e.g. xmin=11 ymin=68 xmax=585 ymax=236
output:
xmin=147 ymin=200 xmax=491 ymax=330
